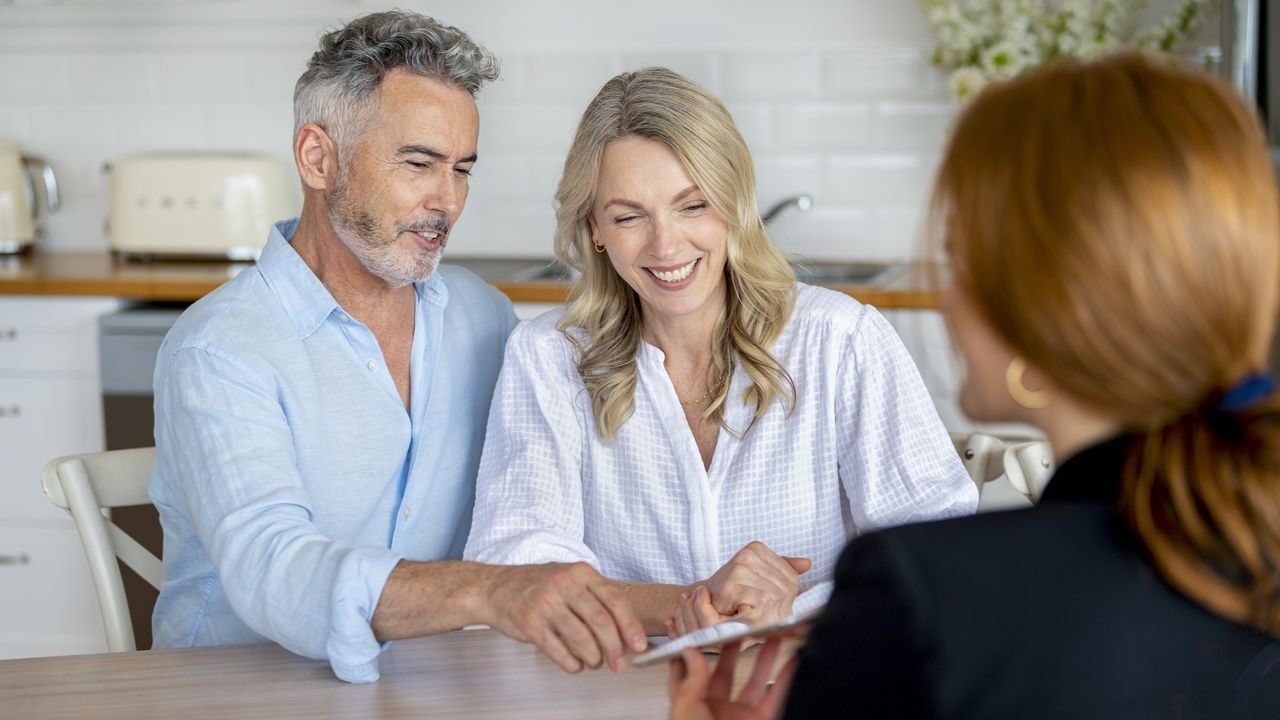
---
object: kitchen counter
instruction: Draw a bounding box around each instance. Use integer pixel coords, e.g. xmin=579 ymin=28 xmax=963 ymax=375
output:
xmin=0 ymin=250 xmax=941 ymax=309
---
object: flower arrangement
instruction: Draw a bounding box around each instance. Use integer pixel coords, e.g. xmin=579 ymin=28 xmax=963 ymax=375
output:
xmin=920 ymin=0 xmax=1221 ymax=100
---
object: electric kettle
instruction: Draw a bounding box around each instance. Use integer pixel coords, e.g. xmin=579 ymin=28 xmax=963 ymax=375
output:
xmin=0 ymin=139 xmax=59 ymax=253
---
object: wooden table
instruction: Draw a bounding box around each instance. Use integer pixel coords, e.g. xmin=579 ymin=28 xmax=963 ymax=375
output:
xmin=0 ymin=628 xmax=795 ymax=719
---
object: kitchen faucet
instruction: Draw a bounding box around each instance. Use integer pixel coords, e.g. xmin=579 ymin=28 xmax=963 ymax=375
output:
xmin=761 ymin=194 xmax=813 ymax=225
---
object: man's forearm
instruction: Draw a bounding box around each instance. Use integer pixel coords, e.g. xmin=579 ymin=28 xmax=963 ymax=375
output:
xmin=370 ymin=559 xmax=500 ymax=641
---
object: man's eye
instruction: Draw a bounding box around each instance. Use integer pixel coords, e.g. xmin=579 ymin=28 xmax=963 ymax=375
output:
xmin=407 ymin=161 xmax=428 ymax=169
xmin=455 ymin=167 xmax=473 ymax=177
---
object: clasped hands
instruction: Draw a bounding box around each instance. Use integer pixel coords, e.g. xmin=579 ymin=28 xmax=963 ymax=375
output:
xmin=669 ymin=541 xmax=811 ymax=641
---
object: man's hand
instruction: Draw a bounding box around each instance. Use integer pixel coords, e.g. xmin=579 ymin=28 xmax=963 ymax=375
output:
xmin=701 ymin=542 xmax=810 ymax=628
xmin=479 ymin=562 xmax=648 ymax=673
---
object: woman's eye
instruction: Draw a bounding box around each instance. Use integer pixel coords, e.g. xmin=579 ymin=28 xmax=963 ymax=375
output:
xmin=614 ymin=215 xmax=639 ymax=226
xmin=683 ymin=202 xmax=707 ymax=213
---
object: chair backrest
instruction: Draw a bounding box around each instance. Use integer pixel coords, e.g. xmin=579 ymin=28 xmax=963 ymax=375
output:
xmin=41 ymin=447 xmax=162 ymax=653
xmin=1002 ymin=440 xmax=1055 ymax=503
xmin=949 ymin=431 xmax=1008 ymax=489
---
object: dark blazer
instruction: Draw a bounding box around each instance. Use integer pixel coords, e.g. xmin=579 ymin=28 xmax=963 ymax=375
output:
xmin=784 ymin=436 xmax=1280 ymax=719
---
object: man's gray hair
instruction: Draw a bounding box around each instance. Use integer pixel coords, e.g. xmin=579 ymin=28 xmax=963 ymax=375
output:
xmin=293 ymin=10 xmax=499 ymax=160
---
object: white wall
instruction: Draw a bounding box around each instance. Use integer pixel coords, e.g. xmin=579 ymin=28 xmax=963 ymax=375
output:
xmin=0 ymin=0 xmax=953 ymax=259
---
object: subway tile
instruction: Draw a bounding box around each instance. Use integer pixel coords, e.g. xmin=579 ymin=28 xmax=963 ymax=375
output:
xmin=871 ymin=101 xmax=955 ymax=152
xmin=529 ymin=153 xmax=566 ymax=204
xmin=479 ymin=54 xmax=529 ymax=102
xmin=825 ymin=154 xmax=934 ymax=208
xmin=453 ymin=203 xmax=557 ymax=258
xmin=872 ymin=207 xmax=930 ymax=258
xmin=721 ymin=52 xmax=821 ymax=101
xmin=0 ymin=53 xmax=69 ymax=102
xmin=776 ymin=103 xmax=870 ymax=152
xmin=113 ymin=104 xmax=208 ymax=154
xmin=246 ymin=51 xmax=307 ymax=103
xmin=26 ymin=105 xmax=117 ymax=149
xmin=0 ymin=107 xmax=32 ymax=142
xmin=723 ymin=102 xmax=772 ymax=154
xmin=66 ymin=53 xmax=158 ymax=102
xmin=525 ymin=53 xmax=622 ymax=105
xmin=824 ymin=50 xmax=940 ymax=99
xmin=205 ymin=103 xmax=295 ymax=154
xmin=621 ymin=52 xmax=719 ymax=93
xmin=752 ymin=155 xmax=823 ymax=218
xmin=158 ymin=53 xmax=251 ymax=102
xmin=477 ymin=103 xmax=581 ymax=153
xmin=764 ymin=207 xmax=872 ymax=259
xmin=469 ymin=154 xmax=531 ymax=202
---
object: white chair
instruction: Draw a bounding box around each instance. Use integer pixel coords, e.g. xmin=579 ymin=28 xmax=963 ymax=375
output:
xmin=1002 ymin=440 xmax=1055 ymax=504
xmin=949 ymin=431 xmax=1008 ymax=489
xmin=41 ymin=447 xmax=163 ymax=652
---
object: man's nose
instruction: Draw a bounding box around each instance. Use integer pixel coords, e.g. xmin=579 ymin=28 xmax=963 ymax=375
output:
xmin=423 ymin=173 xmax=463 ymax=216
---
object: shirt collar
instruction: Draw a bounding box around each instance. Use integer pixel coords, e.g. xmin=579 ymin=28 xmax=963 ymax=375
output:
xmin=1039 ymin=434 xmax=1132 ymax=506
xmin=256 ymin=218 xmax=450 ymax=338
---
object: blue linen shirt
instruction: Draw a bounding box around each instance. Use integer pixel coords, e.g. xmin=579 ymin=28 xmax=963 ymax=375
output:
xmin=149 ymin=218 xmax=517 ymax=682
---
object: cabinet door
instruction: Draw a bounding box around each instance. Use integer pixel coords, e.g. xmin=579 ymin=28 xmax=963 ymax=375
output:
xmin=0 ymin=297 xmax=119 ymax=376
xmin=0 ymin=522 xmax=108 ymax=660
xmin=0 ymin=376 xmax=106 ymax=523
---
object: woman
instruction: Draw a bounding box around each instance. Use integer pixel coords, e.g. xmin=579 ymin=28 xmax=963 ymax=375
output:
xmin=465 ymin=67 xmax=976 ymax=636
xmin=670 ymin=53 xmax=1280 ymax=717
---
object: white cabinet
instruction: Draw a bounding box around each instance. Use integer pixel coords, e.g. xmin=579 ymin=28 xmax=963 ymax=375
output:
xmin=0 ymin=296 xmax=119 ymax=660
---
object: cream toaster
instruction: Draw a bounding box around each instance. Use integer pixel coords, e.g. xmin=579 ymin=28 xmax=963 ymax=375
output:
xmin=108 ymin=153 xmax=296 ymax=259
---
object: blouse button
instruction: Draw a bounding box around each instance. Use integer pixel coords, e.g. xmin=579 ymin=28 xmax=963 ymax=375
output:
xmin=367 ymin=360 xmax=378 ymax=371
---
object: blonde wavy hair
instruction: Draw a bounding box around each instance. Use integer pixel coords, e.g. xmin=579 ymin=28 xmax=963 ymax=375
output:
xmin=935 ymin=53 xmax=1280 ymax=637
xmin=554 ymin=67 xmax=796 ymax=441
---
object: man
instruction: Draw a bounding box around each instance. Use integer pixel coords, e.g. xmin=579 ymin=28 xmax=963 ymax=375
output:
xmin=149 ymin=10 xmax=645 ymax=683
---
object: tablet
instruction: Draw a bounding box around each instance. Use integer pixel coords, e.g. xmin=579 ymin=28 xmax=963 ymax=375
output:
xmin=626 ymin=600 xmax=825 ymax=669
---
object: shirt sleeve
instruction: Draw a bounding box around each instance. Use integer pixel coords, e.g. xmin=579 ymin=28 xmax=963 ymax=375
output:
xmin=154 ymin=343 xmax=401 ymax=683
xmin=783 ymin=531 xmax=932 ymax=718
xmin=835 ymin=308 xmax=978 ymax=531
xmin=464 ymin=321 xmax=599 ymax=567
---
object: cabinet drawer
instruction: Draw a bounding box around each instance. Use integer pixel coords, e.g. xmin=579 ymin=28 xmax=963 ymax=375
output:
xmin=0 ymin=522 xmax=108 ymax=659
xmin=0 ymin=376 xmax=106 ymax=522
xmin=0 ymin=297 xmax=119 ymax=375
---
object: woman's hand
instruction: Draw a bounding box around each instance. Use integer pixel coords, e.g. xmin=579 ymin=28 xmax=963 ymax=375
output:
xmin=667 ymin=637 xmax=797 ymax=720
xmin=702 ymin=541 xmax=811 ymax=628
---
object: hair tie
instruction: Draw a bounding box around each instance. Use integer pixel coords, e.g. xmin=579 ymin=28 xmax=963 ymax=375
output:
xmin=1218 ymin=373 xmax=1276 ymax=412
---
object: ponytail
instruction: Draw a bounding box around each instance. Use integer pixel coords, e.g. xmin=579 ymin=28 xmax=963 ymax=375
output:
xmin=1121 ymin=382 xmax=1280 ymax=638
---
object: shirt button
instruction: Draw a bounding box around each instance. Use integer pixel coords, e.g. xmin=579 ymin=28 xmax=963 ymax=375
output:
xmin=402 ymin=506 xmax=411 ymax=520
xmin=367 ymin=360 xmax=378 ymax=370
xmin=339 ymin=313 xmax=350 ymax=323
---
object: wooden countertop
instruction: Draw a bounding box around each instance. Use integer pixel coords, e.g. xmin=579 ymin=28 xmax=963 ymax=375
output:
xmin=0 ymin=250 xmax=940 ymax=309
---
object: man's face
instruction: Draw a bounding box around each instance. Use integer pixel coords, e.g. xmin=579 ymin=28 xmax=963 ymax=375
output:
xmin=327 ymin=68 xmax=479 ymax=287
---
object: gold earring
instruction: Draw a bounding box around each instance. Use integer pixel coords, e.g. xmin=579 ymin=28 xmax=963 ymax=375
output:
xmin=593 ymin=243 xmax=605 ymax=254
xmin=1006 ymin=356 xmax=1052 ymax=410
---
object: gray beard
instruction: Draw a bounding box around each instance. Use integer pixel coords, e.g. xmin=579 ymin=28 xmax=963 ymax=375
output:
xmin=326 ymin=177 xmax=445 ymax=288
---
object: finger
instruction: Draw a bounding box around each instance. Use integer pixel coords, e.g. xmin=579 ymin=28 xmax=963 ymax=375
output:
xmin=671 ymin=647 xmax=711 ymax=706
xmin=706 ymin=639 xmax=741 ymax=701
xmin=784 ymin=556 xmax=813 ymax=575
xmin=744 ymin=541 xmax=803 ymax=588
xmin=664 ymin=616 xmax=677 ymax=641
xmin=666 ymin=651 xmax=687 ymax=700
xmin=674 ymin=593 xmax=694 ymax=636
xmin=761 ymin=653 xmax=801 ymax=718
xmin=567 ymin=588 xmax=626 ymax=669
xmin=542 ymin=599 xmax=605 ymax=670
xmin=533 ymin=622 xmax=584 ymax=674
xmin=738 ymin=636 xmax=783 ymax=706
xmin=691 ymin=585 xmax=724 ymax=629
xmin=587 ymin=579 xmax=648 ymax=654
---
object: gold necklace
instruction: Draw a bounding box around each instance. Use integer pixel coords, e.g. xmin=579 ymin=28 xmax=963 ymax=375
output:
xmin=678 ymin=388 xmax=712 ymax=407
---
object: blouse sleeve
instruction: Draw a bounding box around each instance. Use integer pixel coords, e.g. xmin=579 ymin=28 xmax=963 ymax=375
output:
xmin=835 ymin=308 xmax=978 ymax=531
xmin=464 ymin=319 xmax=600 ymax=567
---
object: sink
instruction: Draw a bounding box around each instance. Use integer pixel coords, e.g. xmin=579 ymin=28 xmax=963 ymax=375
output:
xmin=511 ymin=259 xmax=904 ymax=286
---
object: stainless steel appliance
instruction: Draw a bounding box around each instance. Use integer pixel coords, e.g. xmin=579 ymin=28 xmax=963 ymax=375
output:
xmin=108 ymin=153 xmax=295 ymax=260
xmin=0 ymin=139 xmax=59 ymax=254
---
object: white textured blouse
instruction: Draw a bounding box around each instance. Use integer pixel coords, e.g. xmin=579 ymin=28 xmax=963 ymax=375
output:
xmin=465 ymin=284 xmax=977 ymax=595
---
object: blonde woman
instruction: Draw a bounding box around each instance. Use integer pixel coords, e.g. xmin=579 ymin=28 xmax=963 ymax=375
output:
xmin=465 ymin=67 xmax=975 ymax=636
xmin=670 ymin=54 xmax=1280 ymax=717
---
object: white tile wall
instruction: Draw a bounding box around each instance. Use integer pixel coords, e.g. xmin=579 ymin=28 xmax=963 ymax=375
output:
xmin=0 ymin=0 xmax=956 ymax=257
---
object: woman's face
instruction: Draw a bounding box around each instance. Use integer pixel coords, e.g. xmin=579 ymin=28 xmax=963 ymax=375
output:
xmin=941 ymin=240 xmax=1023 ymax=423
xmin=589 ymin=136 xmax=729 ymax=329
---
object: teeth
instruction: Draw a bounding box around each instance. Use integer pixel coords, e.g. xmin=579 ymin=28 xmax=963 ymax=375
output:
xmin=649 ymin=258 xmax=698 ymax=283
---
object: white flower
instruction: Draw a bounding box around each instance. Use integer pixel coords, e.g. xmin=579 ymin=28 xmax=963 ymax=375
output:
xmin=949 ymin=66 xmax=989 ymax=101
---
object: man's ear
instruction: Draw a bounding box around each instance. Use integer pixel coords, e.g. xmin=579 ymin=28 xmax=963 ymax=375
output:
xmin=295 ymin=123 xmax=339 ymax=191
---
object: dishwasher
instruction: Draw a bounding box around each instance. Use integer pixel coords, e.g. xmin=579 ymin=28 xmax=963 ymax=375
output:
xmin=99 ymin=303 xmax=185 ymax=651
